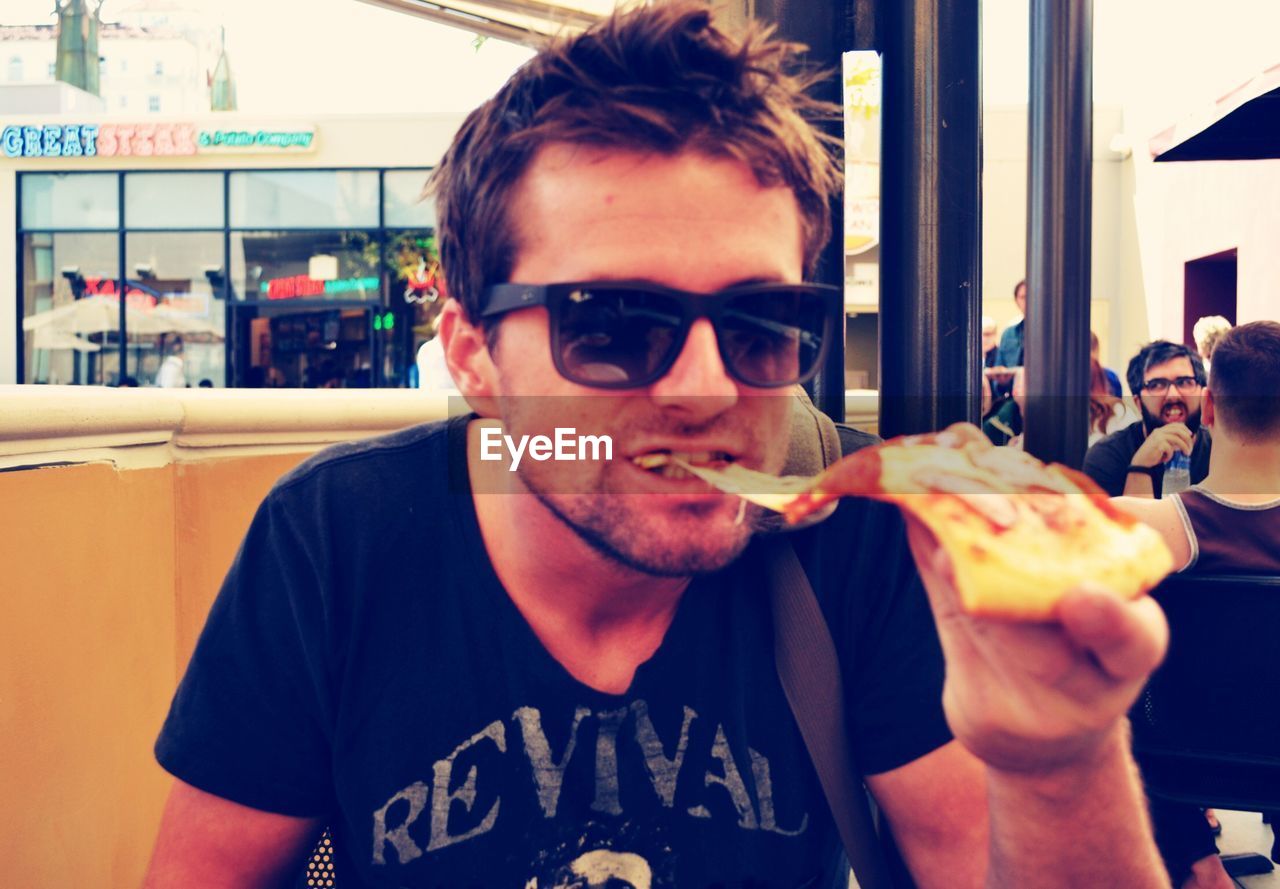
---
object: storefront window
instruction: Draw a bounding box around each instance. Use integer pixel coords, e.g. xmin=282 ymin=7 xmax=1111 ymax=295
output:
xmin=21 ymin=173 xmax=119 ymax=230
xmin=230 ymin=230 xmax=380 ymax=302
xmin=21 ymin=232 xmax=121 ymax=384
xmin=125 ymin=232 xmax=227 ymax=386
xmin=237 ymin=304 xmax=372 ymax=388
xmin=125 ymin=173 xmax=224 ymax=229
xmin=15 ymin=166 xmax=443 ymax=388
xmin=229 ymin=171 xmax=378 ymax=229
xmin=383 ymin=169 xmax=436 ymax=228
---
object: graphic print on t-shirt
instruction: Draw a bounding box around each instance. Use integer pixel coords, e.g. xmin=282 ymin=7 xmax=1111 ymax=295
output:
xmin=369 ymin=698 xmax=810 ymax=885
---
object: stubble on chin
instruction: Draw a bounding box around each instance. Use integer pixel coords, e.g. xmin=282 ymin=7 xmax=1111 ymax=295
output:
xmin=497 ymin=398 xmax=789 ymax=576
xmin=523 ymin=482 xmax=760 ymax=577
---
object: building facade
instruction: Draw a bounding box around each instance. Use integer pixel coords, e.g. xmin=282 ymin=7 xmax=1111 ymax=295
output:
xmin=2 ymin=110 xmax=466 ymax=388
xmin=3 ymin=21 xmax=210 ymax=116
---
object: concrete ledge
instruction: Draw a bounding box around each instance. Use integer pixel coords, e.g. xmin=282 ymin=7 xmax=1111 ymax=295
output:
xmin=0 ymin=384 xmax=881 ymax=468
xmin=0 ymin=385 xmax=453 ymax=467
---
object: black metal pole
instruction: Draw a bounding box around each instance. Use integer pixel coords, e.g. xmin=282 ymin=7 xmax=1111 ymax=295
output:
xmin=757 ymin=0 xmax=852 ymax=423
xmin=15 ymin=179 xmax=25 ymax=384
xmin=117 ymin=174 xmax=127 ymax=387
xmin=223 ymin=170 xmax=232 ymax=388
xmin=878 ymin=0 xmax=983 ymax=438
xmin=1023 ymin=0 xmax=1092 ymax=467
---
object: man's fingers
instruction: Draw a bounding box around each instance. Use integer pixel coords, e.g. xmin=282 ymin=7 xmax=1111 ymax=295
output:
xmin=902 ymin=514 xmax=961 ymax=620
xmin=1161 ymin=424 xmax=1194 ymax=452
xmin=1056 ymin=588 xmax=1168 ymax=681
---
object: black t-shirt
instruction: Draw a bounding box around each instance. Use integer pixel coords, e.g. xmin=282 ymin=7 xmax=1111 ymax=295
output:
xmin=155 ymin=416 xmax=951 ymax=889
xmin=1082 ymin=420 xmax=1212 ymax=498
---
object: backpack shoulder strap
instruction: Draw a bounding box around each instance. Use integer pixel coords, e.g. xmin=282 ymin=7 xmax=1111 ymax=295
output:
xmin=765 ymin=412 xmax=891 ymax=888
xmin=765 ymin=536 xmax=892 ymax=889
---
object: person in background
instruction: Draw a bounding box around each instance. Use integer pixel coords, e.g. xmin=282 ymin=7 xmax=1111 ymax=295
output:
xmin=980 ymin=317 xmax=1002 ymax=418
xmin=982 ymin=316 xmax=1000 ymax=368
xmin=986 ymin=280 xmax=1025 ymax=400
xmin=156 ymin=337 xmax=187 ymax=388
xmin=1091 ymin=331 xmax=1123 ymax=396
xmin=1115 ymin=320 xmax=1280 ymax=889
xmin=1089 ymin=357 xmax=1138 ymax=445
xmin=1192 ymin=315 xmax=1232 ymax=374
xmin=1083 ymin=340 xmax=1210 ymax=498
xmin=983 ymin=366 xmax=1024 ymax=447
xmin=415 ymin=315 xmax=456 ymax=392
xmin=998 ymin=279 xmax=1026 ymax=367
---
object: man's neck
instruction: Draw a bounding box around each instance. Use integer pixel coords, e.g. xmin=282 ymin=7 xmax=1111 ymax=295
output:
xmin=1200 ymin=435 xmax=1280 ymax=503
xmin=466 ymin=420 xmax=689 ymax=693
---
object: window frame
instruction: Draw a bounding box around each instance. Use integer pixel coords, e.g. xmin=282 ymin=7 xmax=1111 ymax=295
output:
xmin=16 ymin=166 xmax=437 ymax=388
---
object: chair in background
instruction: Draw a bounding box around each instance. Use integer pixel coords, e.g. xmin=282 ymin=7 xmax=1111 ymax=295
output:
xmin=1131 ymin=573 xmax=1280 ymax=878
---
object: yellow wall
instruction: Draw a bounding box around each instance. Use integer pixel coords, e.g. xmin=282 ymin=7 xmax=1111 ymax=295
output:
xmin=0 ymin=450 xmax=308 ymax=889
xmin=171 ymin=454 xmax=309 ymax=672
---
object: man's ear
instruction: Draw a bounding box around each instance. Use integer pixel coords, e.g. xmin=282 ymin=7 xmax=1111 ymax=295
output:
xmin=438 ymin=299 xmax=499 ymax=416
xmin=1202 ymin=387 xmax=1215 ymax=429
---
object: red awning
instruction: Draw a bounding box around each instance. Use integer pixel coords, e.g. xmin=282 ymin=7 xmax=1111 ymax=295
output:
xmin=1150 ymin=62 xmax=1280 ymax=161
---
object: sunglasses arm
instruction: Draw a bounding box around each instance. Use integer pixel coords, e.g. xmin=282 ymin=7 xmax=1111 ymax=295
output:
xmin=479 ymin=284 xmax=549 ymax=318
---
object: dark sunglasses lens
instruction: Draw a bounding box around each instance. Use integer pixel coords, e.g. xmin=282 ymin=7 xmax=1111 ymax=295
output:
xmin=719 ymin=289 xmax=829 ymax=386
xmin=555 ymin=287 xmax=685 ymax=387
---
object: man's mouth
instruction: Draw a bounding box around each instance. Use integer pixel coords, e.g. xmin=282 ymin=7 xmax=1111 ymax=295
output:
xmin=631 ymin=451 xmax=736 ymax=480
xmin=1162 ymin=403 xmax=1187 ymax=422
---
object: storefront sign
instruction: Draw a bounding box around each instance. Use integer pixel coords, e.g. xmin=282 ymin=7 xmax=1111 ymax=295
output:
xmin=198 ymin=128 xmax=315 ymax=151
xmin=842 ymin=51 xmax=881 ymax=256
xmin=80 ymin=277 xmax=159 ymax=310
xmin=260 ymin=275 xmax=378 ymax=300
xmin=2 ymin=122 xmax=317 ymax=159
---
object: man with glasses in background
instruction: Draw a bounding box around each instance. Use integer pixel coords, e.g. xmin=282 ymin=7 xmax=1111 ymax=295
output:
xmin=144 ymin=5 xmax=1170 ymax=888
xmin=1084 ymin=340 xmax=1212 ymax=497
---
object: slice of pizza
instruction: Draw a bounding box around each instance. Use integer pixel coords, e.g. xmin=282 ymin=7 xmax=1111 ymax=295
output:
xmin=673 ymin=423 xmax=1173 ymax=621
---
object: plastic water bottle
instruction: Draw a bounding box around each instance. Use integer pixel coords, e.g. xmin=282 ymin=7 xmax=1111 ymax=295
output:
xmin=1162 ymin=451 xmax=1192 ymax=497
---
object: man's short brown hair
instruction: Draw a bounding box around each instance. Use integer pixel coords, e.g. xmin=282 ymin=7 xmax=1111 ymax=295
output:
xmin=1209 ymin=320 xmax=1280 ymax=441
xmin=427 ymin=1 xmax=841 ymax=322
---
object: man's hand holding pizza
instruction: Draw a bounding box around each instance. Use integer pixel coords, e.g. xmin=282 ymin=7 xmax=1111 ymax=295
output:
xmin=755 ymin=423 xmax=1175 ymax=886
xmin=903 ymin=516 xmax=1169 ymax=773
xmin=777 ymin=423 xmax=1173 ymax=766
xmin=901 ymin=518 xmax=1170 ymax=886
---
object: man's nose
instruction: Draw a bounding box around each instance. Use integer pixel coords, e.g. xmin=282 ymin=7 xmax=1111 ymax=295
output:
xmin=649 ymin=318 xmax=738 ymax=417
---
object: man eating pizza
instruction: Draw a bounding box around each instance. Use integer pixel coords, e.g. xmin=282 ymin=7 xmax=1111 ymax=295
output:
xmin=143 ymin=5 xmax=1171 ymax=887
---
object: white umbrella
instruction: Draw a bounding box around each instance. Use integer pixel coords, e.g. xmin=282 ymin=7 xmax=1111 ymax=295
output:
xmin=21 ymin=295 xmax=169 ymax=336
xmin=21 ymin=296 xmax=221 ymax=338
xmin=23 ymin=295 xmax=124 ymax=334
xmin=31 ymin=328 xmax=101 ymax=352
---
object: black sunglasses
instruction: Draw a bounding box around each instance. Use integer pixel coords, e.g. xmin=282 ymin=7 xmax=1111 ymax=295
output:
xmin=479 ymin=280 xmax=842 ymax=390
